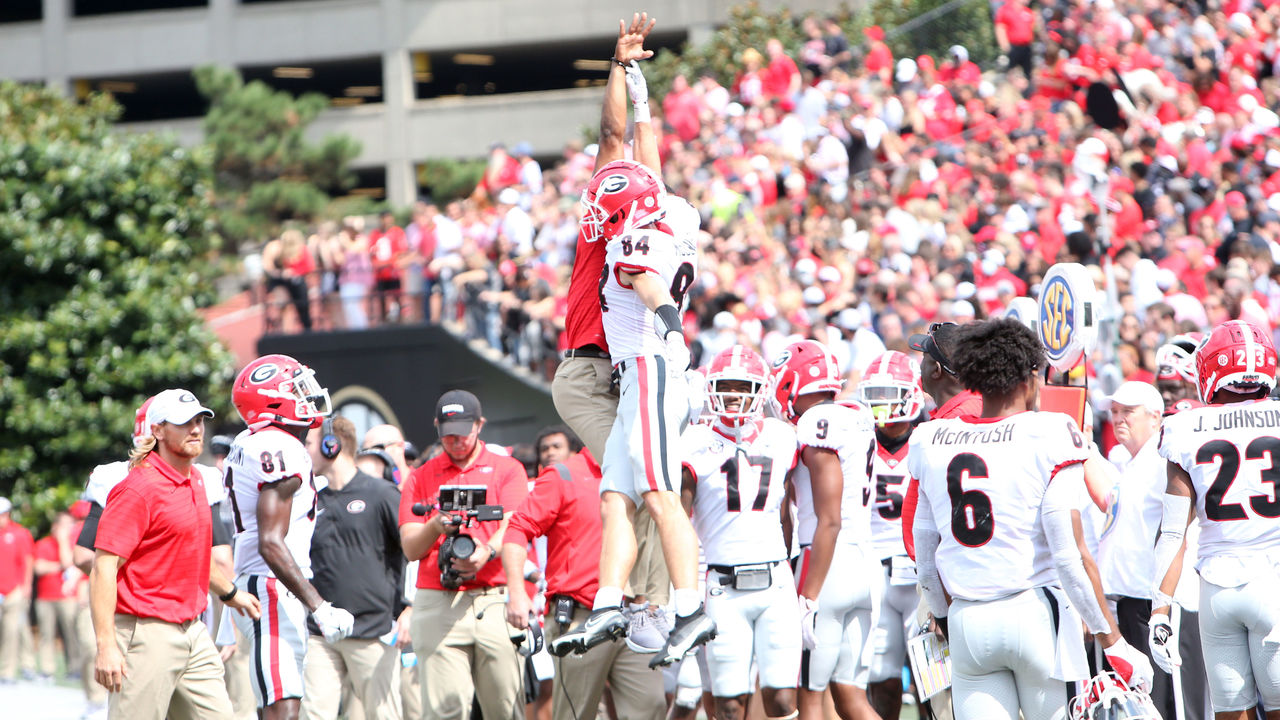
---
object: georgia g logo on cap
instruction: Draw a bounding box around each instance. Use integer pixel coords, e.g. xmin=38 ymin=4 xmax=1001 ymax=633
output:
xmin=179 ymin=392 xmax=197 ymax=403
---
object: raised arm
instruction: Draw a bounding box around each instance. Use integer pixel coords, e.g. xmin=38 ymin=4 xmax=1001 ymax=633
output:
xmin=596 ymin=13 xmax=655 ymax=172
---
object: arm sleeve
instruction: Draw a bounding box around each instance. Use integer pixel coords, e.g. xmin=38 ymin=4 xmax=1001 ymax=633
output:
xmin=912 ymin=481 xmax=948 ymax=617
xmin=210 ymin=502 xmax=231 ymax=547
xmin=1041 ymin=464 xmax=1110 ymax=634
xmin=95 ymin=486 xmax=150 ymax=561
xmin=902 ymin=482 xmax=919 ymax=560
xmin=506 ymin=472 xmax=564 ymax=547
xmin=75 ymin=502 xmax=104 ymax=551
xmin=1151 ymin=492 xmax=1191 ymax=608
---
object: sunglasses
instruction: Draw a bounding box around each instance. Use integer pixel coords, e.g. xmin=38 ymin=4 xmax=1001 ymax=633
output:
xmin=919 ymin=322 xmax=957 ymax=375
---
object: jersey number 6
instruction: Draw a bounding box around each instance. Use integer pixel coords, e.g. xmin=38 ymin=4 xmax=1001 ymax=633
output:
xmin=947 ymin=453 xmax=995 ymax=547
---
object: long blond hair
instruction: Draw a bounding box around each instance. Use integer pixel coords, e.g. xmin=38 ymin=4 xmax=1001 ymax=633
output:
xmin=128 ymin=436 xmax=156 ymax=469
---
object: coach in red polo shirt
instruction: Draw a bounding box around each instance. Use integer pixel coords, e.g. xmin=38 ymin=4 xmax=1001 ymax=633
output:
xmin=502 ymin=431 xmax=665 ymax=720
xmin=400 ymin=390 xmax=528 ymax=720
xmin=90 ymin=389 xmax=258 ymax=719
xmin=0 ymin=496 xmax=34 ymax=683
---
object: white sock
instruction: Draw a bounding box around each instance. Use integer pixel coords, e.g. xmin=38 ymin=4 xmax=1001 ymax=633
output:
xmin=674 ymin=588 xmax=701 ymax=618
xmin=593 ymin=587 xmax=624 ymax=611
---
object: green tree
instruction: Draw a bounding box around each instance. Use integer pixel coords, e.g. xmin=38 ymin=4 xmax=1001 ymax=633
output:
xmin=0 ymin=82 xmax=236 ymax=528
xmin=868 ymin=0 xmax=998 ymax=66
xmin=417 ymin=158 xmax=486 ymax=203
xmin=194 ymin=65 xmax=361 ymax=247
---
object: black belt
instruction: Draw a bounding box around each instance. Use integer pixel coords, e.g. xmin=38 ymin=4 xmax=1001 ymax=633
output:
xmin=564 ymin=345 xmax=610 ymax=360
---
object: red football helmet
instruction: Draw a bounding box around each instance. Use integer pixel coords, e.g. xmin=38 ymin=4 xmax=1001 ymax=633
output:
xmin=771 ymin=340 xmax=843 ymax=423
xmin=1154 ymin=333 xmax=1202 ymax=383
xmin=857 ymin=351 xmax=924 ymax=425
xmin=1165 ymin=397 xmax=1205 ymax=415
xmin=132 ymin=395 xmax=156 ymax=447
xmin=1195 ymin=320 xmax=1278 ymax=403
xmin=1068 ymin=672 xmax=1160 ymax=720
xmin=581 ymin=160 xmax=667 ymax=243
xmin=707 ymin=345 xmax=770 ymax=426
xmin=232 ymin=354 xmax=332 ymax=430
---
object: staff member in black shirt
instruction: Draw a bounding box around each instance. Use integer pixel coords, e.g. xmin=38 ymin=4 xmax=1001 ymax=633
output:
xmin=302 ymin=416 xmax=407 ymax=720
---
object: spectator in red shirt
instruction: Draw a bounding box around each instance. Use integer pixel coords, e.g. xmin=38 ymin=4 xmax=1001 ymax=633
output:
xmin=762 ymin=38 xmax=801 ymax=108
xmin=367 ymin=211 xmax=408 ymax=323
xmin=863 ymin=26 xmax=894 ymax=84
xmin=503 ymin=427 xmax=665 ymax=720
xmin=473 ymin=143 xmax=523 ymax=203
xmin=261 ymin=229 xmax=314 ymax=333
xmin=0 ymin=496 xmax=34 ymax=683
xmin=90 ymin=389 xmax=257 ymax=716
xmin=399 ymin=390 xmax=529 ymax=720
xmin=663 ymin=75 xmax=702 ymax=143
xmin=33 ymin=511 xmax=80 ymax=681
xmin=995 ymin=0 xmax=1037 ymax=81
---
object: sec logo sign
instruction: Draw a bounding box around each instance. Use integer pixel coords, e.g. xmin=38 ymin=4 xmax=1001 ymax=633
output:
xmin=1039 ymin=275 xmax=1074 ymax=360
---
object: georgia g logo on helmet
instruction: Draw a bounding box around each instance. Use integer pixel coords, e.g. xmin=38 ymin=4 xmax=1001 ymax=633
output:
xmin=599 ymin=174 xmax=630 ymax=194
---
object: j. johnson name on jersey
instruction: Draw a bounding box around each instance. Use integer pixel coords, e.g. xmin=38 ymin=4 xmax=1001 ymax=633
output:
xmin=930 ymin=423 xmax=1016 ymax=446
xmin=1192 ymin=407 xmax=1280 ymax=432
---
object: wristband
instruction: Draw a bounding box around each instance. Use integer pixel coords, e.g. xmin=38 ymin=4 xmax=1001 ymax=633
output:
xmin=611 ymin=57 xmax=629 ymax=68
xmin=633 ymin=101 xmax=651 ymax=123
xmin=219 ymin=587 xmax=239 ymax=603
xmin=654 ymin=303 xmax=682 ymax=339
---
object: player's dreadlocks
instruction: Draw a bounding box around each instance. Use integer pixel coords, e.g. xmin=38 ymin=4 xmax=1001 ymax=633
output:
xmin=952 ymin=318 xmax=1046 ymax=399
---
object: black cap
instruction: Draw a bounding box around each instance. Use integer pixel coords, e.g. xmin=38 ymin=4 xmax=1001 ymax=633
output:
xmin=436 ymin=390 xmax=482 ymax=437
xmin=908 ymin=322 xmax=958 ymax=375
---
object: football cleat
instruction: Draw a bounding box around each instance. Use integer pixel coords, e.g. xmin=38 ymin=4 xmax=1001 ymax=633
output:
xmin=648 ymin=607 xmax=717 ymax=668
xmin=547 ymin=606 xmax=627 ymax=657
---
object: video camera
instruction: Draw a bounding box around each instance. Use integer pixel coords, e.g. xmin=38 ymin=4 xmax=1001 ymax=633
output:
xmin=435 ymin=485 xmax=503 ymax=590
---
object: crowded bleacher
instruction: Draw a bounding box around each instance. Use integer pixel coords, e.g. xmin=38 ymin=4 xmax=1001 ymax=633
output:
xmin=255 ymin=0 xmax=1280 ymax=402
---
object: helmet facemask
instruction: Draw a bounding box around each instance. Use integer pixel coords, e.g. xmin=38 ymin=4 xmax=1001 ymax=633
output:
xmin=858 ymin=382 xmax=913 ymax=426
xmin=709 ymin=378 xmax=767 ymax=426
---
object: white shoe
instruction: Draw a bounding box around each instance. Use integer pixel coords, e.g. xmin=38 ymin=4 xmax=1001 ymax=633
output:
xmin=624 ymin=603 xmax=671 ymax=654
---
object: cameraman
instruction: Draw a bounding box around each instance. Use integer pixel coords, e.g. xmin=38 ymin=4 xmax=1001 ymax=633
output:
xmin=399 ymin=391 xmax=528 ymax=720
xmin=303 ymin=416 xmax=406 ymax=720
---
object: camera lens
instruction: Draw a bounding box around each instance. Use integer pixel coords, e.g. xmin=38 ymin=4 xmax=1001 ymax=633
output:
xmin=452 ymin=535 xmax=476 ymax=559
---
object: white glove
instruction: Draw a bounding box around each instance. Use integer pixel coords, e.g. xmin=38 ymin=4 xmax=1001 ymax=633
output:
xmin=313 ymin=601 xmax=355 ymax=644
xmin=624 ymin=61 xmax=649 ymax=107
xmin=1103 ymin=636 xmax=1154 ymax=693
xmin=664 ymin=336 xmax=691 ymax=378
xmin=1148 ymin=613 xmax=1182 ymax=674
xmin=798 ymin=595 xmax=819 ymax=650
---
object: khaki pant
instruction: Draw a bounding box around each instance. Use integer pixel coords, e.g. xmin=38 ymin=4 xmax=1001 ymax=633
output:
xmin=301 ymin=634 xmax=402 ymax=720
xmin=35 ymin=597 xmax=79 ymax=675
xmin=225 ymin=623 xmax=256 ymax=720
xmin=551 ymin=356 xmax=670 ymax=604
xmin=410 ymin=588 xmax=522 ymax=720
xmin=401 ymin=659 xmax=423 ymax=720
xmin=108 ymin=615 xmax=234 ymax=720
xmin=0 ymin=589 xmax=31 ymax=679
xmin=76 ymin=603 xmax=108 ymax=705
xmin=545 ymin=605 xmax=665 ymax=720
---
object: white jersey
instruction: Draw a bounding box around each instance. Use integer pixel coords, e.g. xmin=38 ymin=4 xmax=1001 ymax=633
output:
xmin=600 ymin=225 xmax=698 ymax=364
xmin=226 ymin=427 xmax=320 ymax=578
xmin=907 ymin=411 xmax=1090 ymax=602
xmin=868 ymin=436 xmax=915 ymax=560
xmin=791 ymin=402 xmax=877 ymax=547
xmin=1158 ymin=399 xmax=1280 ymax=584
xmin=86 ymin=460 xmax=225 ymax=507
xmin=684 ymin=418 xmax=797 ymax=566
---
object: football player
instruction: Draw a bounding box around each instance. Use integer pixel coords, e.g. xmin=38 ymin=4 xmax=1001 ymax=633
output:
xmin=549 ymin=158 xmax=715 ymax=667
xmin=680 ymin=346 xmax=801 ymax=720
xmin=225 ymin=354 xmax=356 ymax=719
xmin=772 ymin=339 xmax=882 ymax=720
xmin=1152 ymin=320 xmax=1280 ymax=720
xmin=1154 ymin=333 xmax=1202 ymax=411
xmin=857 ymin=352 xmax=926 ymax=720
xmin=909 ymin=318 xmax=1152 ymax=720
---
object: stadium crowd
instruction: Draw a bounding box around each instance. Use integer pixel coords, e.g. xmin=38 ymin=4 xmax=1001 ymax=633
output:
xmin=259 ymin=0 xmax=1280 ymax=397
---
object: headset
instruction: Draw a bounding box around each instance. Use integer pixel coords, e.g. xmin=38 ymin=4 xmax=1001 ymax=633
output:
xmin=319 ymin=416 xmax=341 ymax=460
xmin=357 ymin=447 xmax=401 ymax=485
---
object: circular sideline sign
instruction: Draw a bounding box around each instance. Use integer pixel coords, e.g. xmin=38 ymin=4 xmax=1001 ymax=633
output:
xmin=1004 ymin=296 xmax=1039 ymax=335
xmin=1038 ymin=263 xmax=1099 ymax=371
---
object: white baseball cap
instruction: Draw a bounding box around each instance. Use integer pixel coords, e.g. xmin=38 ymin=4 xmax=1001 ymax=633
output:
xmin=1109 ymin=381 xmax=1164 ymax=415
xmin=145 ymin=389 xmax=214 ymax=430
xmin=0 ymin=497 xmax=10 ymax=515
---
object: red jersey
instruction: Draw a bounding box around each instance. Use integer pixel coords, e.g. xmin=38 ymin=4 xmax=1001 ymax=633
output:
xmin=399 ymin=443 xmax=528 ymax=591
xmin=562 ymin=227 xmax=609 ymax=351
xmin=33 ymin=536 xmax=73 ymax=601
xmin=996 ymin=2 xmax=1036 ymax=45
xmin=0 ymin=521 xmax=33 ymax=595
xmin=902 ymin=390 xmax=984 ymax=558
xmin=367 ymin=226 xmax=407 ymax=283
xmin=96 ymin=454 xmax=215 ymax=623
xmin=505 ymin=451 xmax=603 ymax=608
